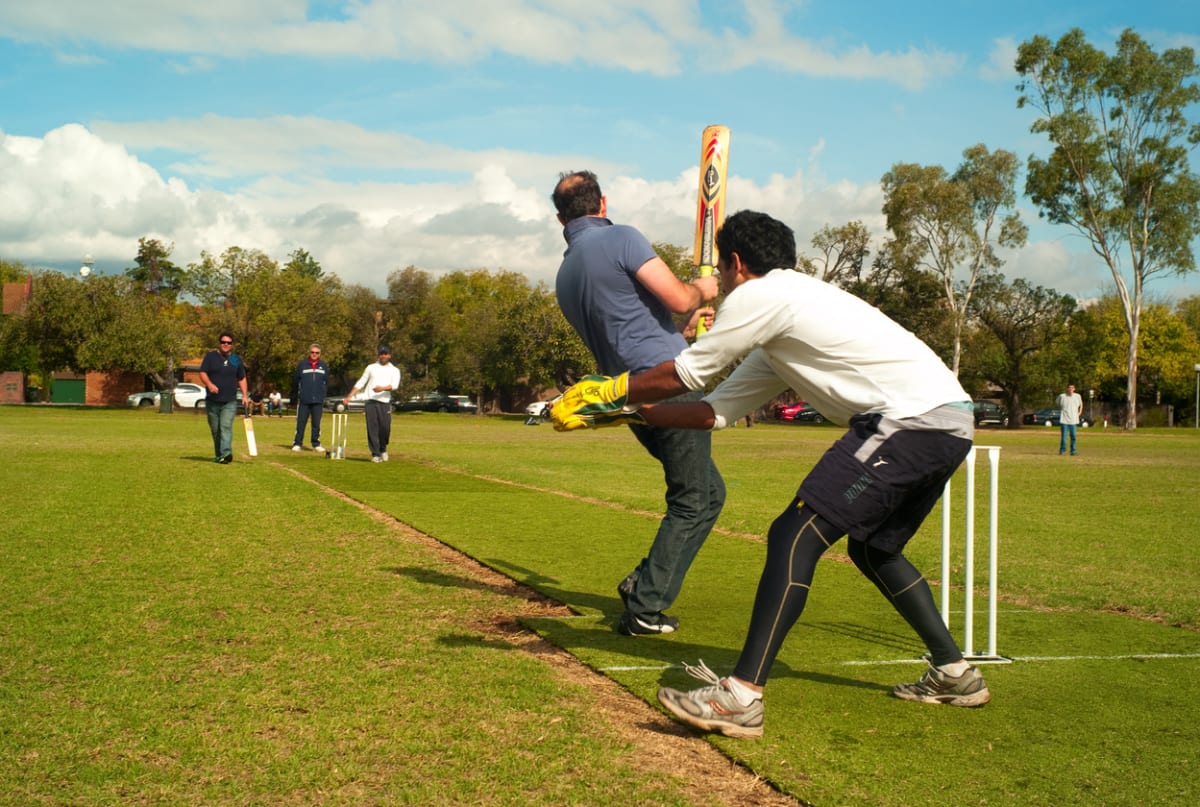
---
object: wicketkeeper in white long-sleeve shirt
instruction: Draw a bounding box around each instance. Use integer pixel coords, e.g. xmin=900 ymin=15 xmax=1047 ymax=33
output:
xmin=551 ymin=210 xmax=991 ymax=739
xmin=344 ymin=346 xmax=402 ymax=462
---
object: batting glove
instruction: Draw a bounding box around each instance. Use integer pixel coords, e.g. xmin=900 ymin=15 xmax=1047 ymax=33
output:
xmin=550 ymin=373 xmax=645 ymax=431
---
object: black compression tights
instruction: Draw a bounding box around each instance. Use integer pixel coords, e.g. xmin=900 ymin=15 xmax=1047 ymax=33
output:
xmin=734 ymin=502 xmax=839 ymax=686
xmin=846 ymin=539 xmax=962 ymax=667
xmin=733 ymin=502 xmax=963 ymax=687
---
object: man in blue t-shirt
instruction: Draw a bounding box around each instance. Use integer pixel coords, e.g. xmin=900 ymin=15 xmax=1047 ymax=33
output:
xmin=552 ymin=170 xmax=723 ymax=636
xmin=198 ymin=332 xmax=249 ymax=464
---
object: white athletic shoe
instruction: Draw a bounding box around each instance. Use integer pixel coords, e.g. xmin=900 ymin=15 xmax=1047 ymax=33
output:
xmin=381 ymin=452 xmax=389 ymax=462
xmin=291 ymin=444 xmax=302 ymax=452
xmin=312 ymin=444 xmax=324 ymax=453
xmin=371 ymin=455 xmax=383 ymax=463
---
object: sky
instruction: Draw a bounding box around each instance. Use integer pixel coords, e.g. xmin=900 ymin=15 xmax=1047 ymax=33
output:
xmin=1 ymin=1 xmax=1198 ymax=304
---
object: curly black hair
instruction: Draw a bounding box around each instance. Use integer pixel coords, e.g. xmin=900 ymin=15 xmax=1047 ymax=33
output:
xmin=551 ymin=171 xmax=603 ymax=222
xmin=715 ymin=210 xmax=796 ymax=276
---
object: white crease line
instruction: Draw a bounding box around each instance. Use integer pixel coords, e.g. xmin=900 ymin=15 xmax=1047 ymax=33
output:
xmin=601 ymin=652 xmax=1200 ymax=672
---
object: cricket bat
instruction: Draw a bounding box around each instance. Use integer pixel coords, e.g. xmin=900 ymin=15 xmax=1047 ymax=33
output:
xmin=243 ymin=416 xmax=258 ymax=457
xmin=693 ymin=125 xmax=730 ymax=336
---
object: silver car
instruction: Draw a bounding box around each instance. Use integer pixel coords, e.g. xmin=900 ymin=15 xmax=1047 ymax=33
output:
xmin=126 ymin=383 xmax=208 ymax=409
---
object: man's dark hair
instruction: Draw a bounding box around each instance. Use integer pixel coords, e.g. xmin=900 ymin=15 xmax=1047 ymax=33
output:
xmin=716 ymin=210 xmax=797 ymax=276
xmin=552 ymin=171 xmax=603 ymax=222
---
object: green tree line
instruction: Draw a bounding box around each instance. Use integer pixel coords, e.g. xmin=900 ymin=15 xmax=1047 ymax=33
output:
xmin=4 ymin=237 xmax=1200 ymax=421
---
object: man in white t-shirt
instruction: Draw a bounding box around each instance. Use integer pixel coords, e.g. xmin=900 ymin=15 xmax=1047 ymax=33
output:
xmin=552 ymin=210 xmax=991 ymax=738
xmin=1056 ymin=383 xmax=1084 ymax=455
xmin=343 ymin=346 xmax=402 ymax=462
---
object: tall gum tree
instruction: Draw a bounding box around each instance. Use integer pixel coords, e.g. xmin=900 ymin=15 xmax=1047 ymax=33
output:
xmin=1016 ymin=27 xmax=1200 ymax=429
xmin=881 ymin=145 xmax=1028 ymax=375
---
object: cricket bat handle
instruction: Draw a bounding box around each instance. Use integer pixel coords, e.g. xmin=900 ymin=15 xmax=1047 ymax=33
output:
xmin=695 ymin=265 xmax=714 ymax=336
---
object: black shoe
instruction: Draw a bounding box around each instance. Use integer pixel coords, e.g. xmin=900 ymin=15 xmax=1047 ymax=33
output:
xmin=617 ymin=574 xmax=637 ymax=609
xmin=618 ymin=610 xmax=679 ymax=636
xmin=219 ymin=454 xmax=232 ymax=464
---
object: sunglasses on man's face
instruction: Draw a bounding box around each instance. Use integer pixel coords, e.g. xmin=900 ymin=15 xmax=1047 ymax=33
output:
xmin=220 ymin=340 xmax=233 ymax=345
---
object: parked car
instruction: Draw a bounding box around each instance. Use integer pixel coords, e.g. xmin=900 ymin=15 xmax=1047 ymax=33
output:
xmin=127 ymin=390 xmax=161 ymax=407
xmin=525 ymin=394 xmax=562 ymax=418
xmin=774 ymin=400 xmax=825 ymax=424
xmin=125 ymin=383 xmax=208 ymax=409
xmin=395 ymin=392 xmax=474 ymax=413
xmin=1023 ymin=407 xmax=1092 ymax=427
xmin=448 ymin=395 xmax=478 ymax=413
xmin=973 ymin=400 xmax=1008 ymax=427
xmin=324 ymin=395 xmax=366 ymax=413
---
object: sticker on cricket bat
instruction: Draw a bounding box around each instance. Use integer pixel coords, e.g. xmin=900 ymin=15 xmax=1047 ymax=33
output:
xmin=693 ymin=125 xmax=730 ymax=336
xmin=243 ymin=416 xmax=258 ymax=457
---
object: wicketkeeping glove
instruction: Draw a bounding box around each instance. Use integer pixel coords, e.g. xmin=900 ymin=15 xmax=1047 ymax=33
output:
xmin=550 ymin=373 xmax=646 ymax=431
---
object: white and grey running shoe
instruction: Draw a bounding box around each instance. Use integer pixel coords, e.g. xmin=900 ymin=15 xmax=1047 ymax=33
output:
xmin=657 ymin=660 xmax=764 ymax=739
xmin=893 ymin=662 xmax=991 ymax=707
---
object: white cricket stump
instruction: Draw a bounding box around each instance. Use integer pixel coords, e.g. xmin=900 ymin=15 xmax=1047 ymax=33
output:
xmin=327 ymin=413 xmax=348 ymax=460
xmin=941 ymin=445 xmax=1010 ymax=663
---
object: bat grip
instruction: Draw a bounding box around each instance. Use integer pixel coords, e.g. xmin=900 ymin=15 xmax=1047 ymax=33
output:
xmin=695 ymin=265 xmax=715 ymax=336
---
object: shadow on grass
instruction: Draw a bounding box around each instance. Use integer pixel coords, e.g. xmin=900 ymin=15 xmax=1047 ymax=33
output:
xmin=485 ymin=557 xmax=618 ymax=615
xmin=394 ymin=559 xmax=908 ymax=698
xmin=802 ymin=620 xmax=923 ymax=654
xmin=385 ymin=564 xmax=592 ymax=619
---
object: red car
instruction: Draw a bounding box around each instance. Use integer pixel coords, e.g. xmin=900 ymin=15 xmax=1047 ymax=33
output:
xmin=773 ymin=401 xmax=826 ymax=424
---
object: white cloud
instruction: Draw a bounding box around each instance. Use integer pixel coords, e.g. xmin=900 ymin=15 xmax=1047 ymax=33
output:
xmin=91 ymin=115 xmax=606 ymax=187
xmin=979 ymin=37 xmax=1017 ymax=81
xmin=0 ymin=1 xmax=961 ymax=86
xmin=4 ymin=121 xmax=1123 ymax=302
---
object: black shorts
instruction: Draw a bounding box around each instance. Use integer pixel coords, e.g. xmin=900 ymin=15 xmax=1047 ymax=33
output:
xmin=797 ymin=409 xmax=973 ymax=553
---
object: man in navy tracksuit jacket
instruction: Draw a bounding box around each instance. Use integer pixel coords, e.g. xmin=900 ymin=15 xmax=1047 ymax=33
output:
xmin=291 ymin=343 xmax=329 ymax=451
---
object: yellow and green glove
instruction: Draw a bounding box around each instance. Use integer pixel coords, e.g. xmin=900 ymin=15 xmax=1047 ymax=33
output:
xmin=550 ymin=373 xmax=646 ymax=431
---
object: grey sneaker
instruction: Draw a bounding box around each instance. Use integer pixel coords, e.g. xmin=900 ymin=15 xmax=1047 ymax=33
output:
xmin=657 ymin=660 xmax=763 ymax=739
xmin=371 ymin=455 xmax=383 ymax=463
xmin=893 ymin=662 xmax=991 ymax=707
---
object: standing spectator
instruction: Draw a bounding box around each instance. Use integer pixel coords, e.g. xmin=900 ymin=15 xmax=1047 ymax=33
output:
xmin=1057 ymin=383 xmax=1084 ymax=455
xmin=291 ymin=343 xmax=328 ymax=452
xmin=343 ymin=346 xmax=401 ymax=462
xmin=198 ymin=332 xmax=249 ymax=464
xmin=552 ymin=169 xmax=724 ymax=636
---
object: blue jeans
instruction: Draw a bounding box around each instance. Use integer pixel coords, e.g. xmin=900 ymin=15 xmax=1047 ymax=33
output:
xmin=1060 ymin=423 xmax=1077 ymax=454
xmin=294 ymin=402 xmax=324 ymax=447
xmin=206 ymin=400 xmax=238 ymax=459
xmin=625 ymin=392 xmax=726 ymax=615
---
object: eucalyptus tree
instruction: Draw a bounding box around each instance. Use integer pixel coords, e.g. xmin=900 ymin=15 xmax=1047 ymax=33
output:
xmin=796 ymin=221 xmax=871 ymax=288
xmin=1016 ymin=27 xmax=1200 ymax=427
xmin=881 ymin=145 xmax=1028 ymax=375
xmin=969 ymin=273 xmax=1077 ymax=425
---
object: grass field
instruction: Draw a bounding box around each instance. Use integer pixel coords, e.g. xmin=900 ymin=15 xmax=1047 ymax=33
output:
xmin=2 ymin=408 xmax=1198 ymax=805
